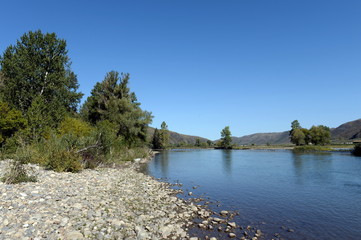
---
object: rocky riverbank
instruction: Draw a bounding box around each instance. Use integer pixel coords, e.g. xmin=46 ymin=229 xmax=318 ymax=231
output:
xmin=0 ymin=159 xmax=199 ymax=240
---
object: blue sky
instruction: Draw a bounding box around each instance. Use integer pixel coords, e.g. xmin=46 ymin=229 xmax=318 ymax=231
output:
xmin=1 ymin=0 xmax=360 ymax=140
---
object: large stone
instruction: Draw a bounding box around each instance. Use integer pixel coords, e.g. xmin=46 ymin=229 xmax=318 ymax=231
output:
xmin=228 ymin=222 xmax=237 ymax=228
xmin=228 ymin=233 xmax=236 ymax=238
xmin=65 ymin=231 xmax=84 ymax=239
xmin=220 ymin=210 xmax=229 ymax=216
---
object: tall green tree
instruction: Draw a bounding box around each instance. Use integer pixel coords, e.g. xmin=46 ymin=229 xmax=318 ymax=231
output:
xmin=160 ymin=121 xmax=169 ymax=148
xmin=81 ymin=71 xmax=152 ymax=147
xmin=152 ymin=128 xmax=161 ymax=149
xmin=290 ymin=120 xmax=309 ymax=146
xmin=0 ymin=30 xmax=83 ymax=134
xmin=152 ymin=121 xmax=169 ymax=149
xmin=291 ymin=128 xmax=306 ymax=146
xmin=220 ymin=126 xmax=232 ymax=149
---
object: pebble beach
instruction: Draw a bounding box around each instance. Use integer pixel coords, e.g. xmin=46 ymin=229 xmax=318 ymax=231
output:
xmin=0 ymin=160 xmax=198 ymax=240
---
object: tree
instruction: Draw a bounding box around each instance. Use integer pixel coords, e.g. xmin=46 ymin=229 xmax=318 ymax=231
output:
xmin=160 ymin=121 xmax=169 ymax=148
xmin=0 ymin=101 xmax=27 ymax=145
xmin=291 ymin=128 xmax=306 ymax=146
xmin=1 ymin=30 xmax=82 ymax=113
xmin=309 ymin=125 xmax=331 ymax=145
xmin=152 ymin=128 xmax=161 ymax=149
xmin=290 ymin=120 xmax=309 ymax=146
xmin=0 ymin=71 xmax=4 ymax=100
xmin=220 ymin=126 xmax=232 ymax=149
xmin=152 ymin=121 xmax=169 ymax=149
xmin=81 ymin=71 xmax=153 ymax=147
xmin=291 ymin=120 xmax=301 ymax=131
xmin=301 ymin=128 xmax=311 ymax=145
xmin=353 ymin=143 xmax=361 ymax=156
xmin=0 ymin=30 xmax=83 ymax=134
xmin=195 ymin=138 xmax=201 ymax=147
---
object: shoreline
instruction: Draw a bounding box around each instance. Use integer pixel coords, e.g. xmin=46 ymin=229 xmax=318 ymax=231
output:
xmin=1 ymin=153 xmax=258 ymax=240
xmin=0 ymin=159 xmax=201 ymax=239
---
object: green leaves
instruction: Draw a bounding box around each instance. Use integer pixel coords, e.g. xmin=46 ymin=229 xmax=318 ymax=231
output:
xmin=81 ymin=71 xmax=153 ymax=147
xmin=152 ymin=121 xmax=170 ymax=149
xmin=220 ymin=126 xmax=232 ymax=149
xmin=290 ymin=120 xmax=331 ymax=146
xmin=0 ymin=30 xmax=83 ymax=136
xmin=0 ymin=101 xmax=26 ymax=145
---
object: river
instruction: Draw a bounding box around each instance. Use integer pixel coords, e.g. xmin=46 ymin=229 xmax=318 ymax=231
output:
xmin=144 ymin=149 xmax=361 ymax=240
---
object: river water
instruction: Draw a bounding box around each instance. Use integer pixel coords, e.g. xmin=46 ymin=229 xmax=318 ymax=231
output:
xmin=144 ymin=149 xmax=361 ymax=240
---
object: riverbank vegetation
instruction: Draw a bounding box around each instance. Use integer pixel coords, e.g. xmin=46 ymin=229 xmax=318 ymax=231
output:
xmin=353 ymin=143 xmax=361 ymax=156
xmin=289 ymin=120 xmax=331 ymax=146
xmin=0 ymin=30 xmax=153 ymax=179
xmin=217 ymin=126 xmax=233 ymax=149
xmin=152 ymin=121 xmax=170 ymax=149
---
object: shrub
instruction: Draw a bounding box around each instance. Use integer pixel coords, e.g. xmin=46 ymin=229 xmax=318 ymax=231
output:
xmin=1 ymin=160 xmax=37 ymax=184
xmin=58 ymin=117 xmax=92 ymax=138
xmin=353 ymin=143 xmax=361 ymax=156
xmin=293 ymin=145 xmax=332 ymax=152
xmin=0 ymin=101 xmax=27 ymax=145
xmin=46 ymin=150 xmax=82 ymax=172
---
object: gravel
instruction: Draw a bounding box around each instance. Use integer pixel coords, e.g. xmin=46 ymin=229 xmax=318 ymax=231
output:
xmin=0 ymin=160 xmax=197 ymax=239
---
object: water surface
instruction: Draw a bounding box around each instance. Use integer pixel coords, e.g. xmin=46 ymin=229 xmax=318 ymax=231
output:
xmin=145 ymin=149 xmax=361 ymax=240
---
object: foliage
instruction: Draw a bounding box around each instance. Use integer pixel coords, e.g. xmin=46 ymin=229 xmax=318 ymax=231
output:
xmin=46 ymin=149 xmax=82 ymax=172
xmin=0 ymin=101 xmax=27 ymax=145
xmin=58 ymin=117 xmax=92 ymax=138
xmin=1 ymin=160 xmax=37 ymax=184
xmin=81 ymin=71 xmax=152 ymax=147
xmin=353 ymin=143 xmax=361 ymax=156
xmin=289 ymin=120 xmax=330 ymax=146
xmin=152 ymin=128 xmax=161 ymax=149
xmin=293 ymin=145 xmax=332 ymax=152
xmin=0 ymin=71 xmax=4 ymax=100
xmin=0 ymin=31 xmax=154 ymax=173
xmin=26 ymin=96 xmax=61 ymax=140
xmin=152 ymin=122 xmax=170 ymax=149
xmin=220 ymin=126 xmax=232 ymax=149
xmin=0 ymin=30 xmax=83 ymax=137
xmin=290 ymin=128 xmax=306 ymax=146
xmin=195 ymin=138 xmax=201 ymax=147
xmin=289 ymin=120 xmax=307 ymax=146
xmin=309 ymin=125 xmax=331 ymax=145
xmin=290 ymin=120 xmax=301 ymax=131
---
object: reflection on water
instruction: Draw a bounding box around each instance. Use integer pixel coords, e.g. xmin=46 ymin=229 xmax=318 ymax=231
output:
xmin=222 ymin=150 xmax=233 ymax=174
xmin=292 ymin=152 xmax=334 ymax=185
xmin=146 ymin=149 xmax=361 ymax=240
xmin=154 ymin=150 xmax=170 ymax=177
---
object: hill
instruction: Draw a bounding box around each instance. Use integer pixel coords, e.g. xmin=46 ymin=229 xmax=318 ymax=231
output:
xmin=331 ymin=118 xmax=361 ymax=141
xmin=149 ymin=118 xmax=361 ymax=146
xmin=231 ymin=131 xmax=291 ymax=145
xmin=223 ymin=118 xmax=361 ymax=145
xmin=148 ymin=128 xmax=209 ymax=146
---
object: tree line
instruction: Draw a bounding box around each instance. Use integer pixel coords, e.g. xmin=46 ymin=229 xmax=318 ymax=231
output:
xmin=0 ymin=30 xmax=154 ymax=174
xmin=289 ymin=120 xmax=331 ymax=146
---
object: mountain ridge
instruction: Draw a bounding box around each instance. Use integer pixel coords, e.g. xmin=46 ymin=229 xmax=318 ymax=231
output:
xmin=230 ymin=118 xmax=361 ymax=145
xmin=149 ymin=118 xmax=361 ymax=146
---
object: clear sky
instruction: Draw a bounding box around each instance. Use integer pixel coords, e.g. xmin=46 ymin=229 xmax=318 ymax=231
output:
xmin=1 ymin=0 xmax=360 ymax=140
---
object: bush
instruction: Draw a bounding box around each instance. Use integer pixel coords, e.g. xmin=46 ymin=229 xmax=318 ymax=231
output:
xmin=353 ymin=143 xmax=361 ymax=156
xmin=58 ymin=117 xmax=92 ymax=138
xmin=293 ymin=145 xmax=332 ymax=152
xmin=46 ymin=150 xmax=82 ymax=172
xmin=0 ymin=101 xmax=27 ymax=145
xmin=1 ymin=160 xmax=37 ymax=184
